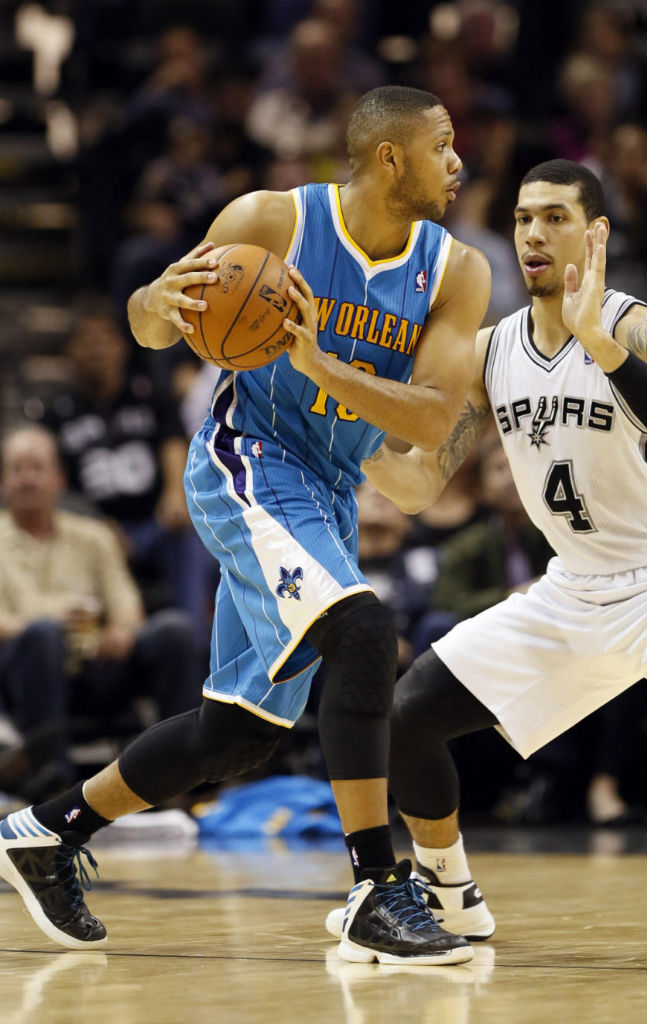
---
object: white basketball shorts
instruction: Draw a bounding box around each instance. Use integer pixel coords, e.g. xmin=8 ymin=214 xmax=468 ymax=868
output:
xmin=432 ymin=557 xmax=647 ymax=759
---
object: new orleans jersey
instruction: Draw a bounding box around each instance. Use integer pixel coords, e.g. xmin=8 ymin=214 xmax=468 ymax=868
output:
xmin=484 ymin=289 xmax=647 ymax=575
xmin=210 ymin=183 xmax=452 ymax=490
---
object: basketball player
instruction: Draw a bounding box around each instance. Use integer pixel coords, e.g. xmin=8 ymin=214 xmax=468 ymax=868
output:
xmin=0 ymin=87 xmax=491 ymax=964
xmin=323 ymin=159 xmax=647 ymax=943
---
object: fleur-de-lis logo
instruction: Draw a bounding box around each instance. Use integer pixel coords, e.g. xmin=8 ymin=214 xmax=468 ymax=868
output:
xmin=276 ymin=566 xmax=303 ymax=600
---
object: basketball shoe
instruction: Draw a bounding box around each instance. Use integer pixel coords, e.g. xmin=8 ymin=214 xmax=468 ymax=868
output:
xmin=327 ymin=860 xmax=495 ymax=943
xmin=336 ymin=859 xmax=473 ymax=965
xmin=0 ymin=807 xmax=106 ymax=949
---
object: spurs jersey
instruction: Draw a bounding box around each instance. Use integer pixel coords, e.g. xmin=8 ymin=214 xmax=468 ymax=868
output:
xmin=210 ymin=183 xmax=452 ymax=491
xmin=485 ymin=289 xmax=647 ymax=575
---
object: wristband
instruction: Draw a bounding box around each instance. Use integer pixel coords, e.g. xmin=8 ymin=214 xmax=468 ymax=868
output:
xmin=605 ymin=350 xmax=647 ymax=426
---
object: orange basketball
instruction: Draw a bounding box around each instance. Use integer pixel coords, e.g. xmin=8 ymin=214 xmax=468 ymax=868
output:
xmin=181 ymin=243 xmax=298 ymax=370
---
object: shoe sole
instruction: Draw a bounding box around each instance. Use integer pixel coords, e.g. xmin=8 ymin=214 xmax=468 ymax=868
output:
xmin=0 ymin=842 xmax=107 ymax=950
xmin=337 ymin=937 xmax=474 ymax=966
xmin=326 ymin=906 xmax=495 ymax=942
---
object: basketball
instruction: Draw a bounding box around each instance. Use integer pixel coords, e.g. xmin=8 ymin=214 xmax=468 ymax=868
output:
xmin=181 ymin=243 xmax=298 ymax=370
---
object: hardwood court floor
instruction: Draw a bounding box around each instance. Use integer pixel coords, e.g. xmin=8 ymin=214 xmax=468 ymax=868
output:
xmin=0 ymin=830 xmax=645 ymax=1024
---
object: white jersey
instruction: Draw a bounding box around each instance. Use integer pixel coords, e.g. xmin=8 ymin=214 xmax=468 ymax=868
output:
xmin=484 ymin=289 xmax=647 ymax=575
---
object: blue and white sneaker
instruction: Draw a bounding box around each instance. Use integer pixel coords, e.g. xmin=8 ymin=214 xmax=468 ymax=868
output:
xmin=0 ymin=807 xmax=106 ymax=949
xmin=337 ymin=860 xmax=473 ymax=966
xmin=327 ymin=862 xmax=495 ymax=943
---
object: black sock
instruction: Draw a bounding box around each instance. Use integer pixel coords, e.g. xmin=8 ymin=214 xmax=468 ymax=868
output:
xmin=345 ymin=824 xmax=396 ymax=882
xmin=32 ymin=781 xmax=112 ymax=847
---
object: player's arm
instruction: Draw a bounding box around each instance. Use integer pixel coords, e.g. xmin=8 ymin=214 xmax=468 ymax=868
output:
xmin=286 ymin=242 xmax=491 ymax=450
xmin=362 ymin=329 xmax=492 ymax=514
xmin=563 ymin=222 xmax=646 ymax=424
xmin=127 ymin=191 xmax=296 ymax=351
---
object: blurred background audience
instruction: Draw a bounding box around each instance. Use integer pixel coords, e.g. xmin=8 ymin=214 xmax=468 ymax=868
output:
xmin=0 ymin=0 xmax=644 ymax=824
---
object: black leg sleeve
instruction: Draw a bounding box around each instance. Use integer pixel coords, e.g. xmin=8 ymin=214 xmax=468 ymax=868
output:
xmin=118 ymin=699 xmax=282 ymax=806
xmin=389 ymin=648 xmax=497 ymax=820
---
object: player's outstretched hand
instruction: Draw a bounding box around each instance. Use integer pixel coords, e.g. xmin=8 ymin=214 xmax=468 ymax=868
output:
xmin=562 ymin=221 xmax=607 ymax=342
xmin=143 ymin=241 xmax=219 ymax=335
xmin=284 ymin=266 xmax=322 ymax=376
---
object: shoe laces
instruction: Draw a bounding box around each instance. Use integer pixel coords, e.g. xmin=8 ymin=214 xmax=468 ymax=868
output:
xmin=53 ymin=844 xmax=100 ymax=909
xmin=375 ymin=877 xmax=440 ymax=933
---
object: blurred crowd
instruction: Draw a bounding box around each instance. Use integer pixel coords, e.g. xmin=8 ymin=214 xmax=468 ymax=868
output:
xmin=0 ymin=0 xmax=645 ymax=826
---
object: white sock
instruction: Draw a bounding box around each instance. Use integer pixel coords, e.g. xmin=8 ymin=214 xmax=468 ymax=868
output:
xmin=413 ymin=833 xmax=472 ymax=885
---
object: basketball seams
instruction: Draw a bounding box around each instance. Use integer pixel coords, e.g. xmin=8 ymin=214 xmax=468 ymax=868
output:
xmin=220 ymin=249 xmax=272 ymax=359
xmin=184 ymin=243 xmax=295 ymax=370
xmin=224 ymin=297 xmax=299 ymax=368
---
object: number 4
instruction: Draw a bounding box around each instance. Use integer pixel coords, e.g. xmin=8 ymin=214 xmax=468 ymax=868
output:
xmin=543 ymin=460 xmax=596 ymax=533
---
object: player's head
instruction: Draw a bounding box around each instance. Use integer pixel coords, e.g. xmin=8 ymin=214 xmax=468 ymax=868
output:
xmin=514 ymin=159 xmax=608 ymax=298
xmin=346 ymin=86 xmax=462 ymax=222
xmin=0 ymin=425 xmax=65 ymax=518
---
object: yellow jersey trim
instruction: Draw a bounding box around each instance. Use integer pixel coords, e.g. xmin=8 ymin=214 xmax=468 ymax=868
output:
xmin=333 ymin=185 xmax=416 ymax=267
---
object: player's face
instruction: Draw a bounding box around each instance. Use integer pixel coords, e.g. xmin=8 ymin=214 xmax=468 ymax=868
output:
xmin=1 ymin=434 xmax=64 ymax=515
xmin=387 ymin=106 xmax=462 ymax=222
xmin=514 ymin=182 xmax=591 ymax=298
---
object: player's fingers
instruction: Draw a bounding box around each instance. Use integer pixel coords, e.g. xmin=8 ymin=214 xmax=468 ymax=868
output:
xmin=174 ymin=270 xmax=218 ymax=290
xmin=287 ymin=284 xmax=316 ymax=328
xmin=283 ymin=315 xmax=308 ymax=338
xmin=183 ymin=240 xmax=217 ymax=261
xmin=564 ymin=263 xmax=578 ymax=294
xmin=171 ymin=309 xmax=197 ymax=334
xmin=584 ymin=230 xmax=593 ymax=274
xmin=288 ymin=265 xmax=314 ymax=301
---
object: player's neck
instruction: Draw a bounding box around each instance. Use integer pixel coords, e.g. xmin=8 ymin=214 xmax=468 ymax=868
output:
xmin=339 ymin=182 xmax=412 ymax=261
xmin=529 ymin=296 xmax=573 ymax=358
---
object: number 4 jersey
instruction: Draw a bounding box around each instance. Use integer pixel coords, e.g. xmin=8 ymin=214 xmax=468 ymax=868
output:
xmin=485 ymin=289 xmax=647 ymax=575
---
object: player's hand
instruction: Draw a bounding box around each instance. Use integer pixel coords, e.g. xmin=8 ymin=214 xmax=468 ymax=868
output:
xmin=562 ymin=222 xmax=607 ymax=341
xmin=143 ymin=241 xmax=219 ymax=336
xmin=284 ymin=267 xmax=322 ymax=376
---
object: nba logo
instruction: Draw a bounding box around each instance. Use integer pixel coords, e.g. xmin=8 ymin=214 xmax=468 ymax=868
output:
xmin=436 ymin=857 xmax=447 ymax=873
xmin=584 ymin=352 xmax=594 ymax=365
xmin=415 ymin=270 xmax=427 ymax=293
xmin=251 ymin=441 xmax=263 ymax=458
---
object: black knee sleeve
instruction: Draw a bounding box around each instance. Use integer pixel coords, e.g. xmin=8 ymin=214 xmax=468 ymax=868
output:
xmin=390 ymin=648 xmax=497 ymax=820
xmin=119 ymin=700 xmax=282 ymax=806
xmin=309 ymin=594 xmax=398 ymax=779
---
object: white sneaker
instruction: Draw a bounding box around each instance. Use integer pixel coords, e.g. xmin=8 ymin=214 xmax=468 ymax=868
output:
xmin=326 ymin=864 xmax=495 ymax=942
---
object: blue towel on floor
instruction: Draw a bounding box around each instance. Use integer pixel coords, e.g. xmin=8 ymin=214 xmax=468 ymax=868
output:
xmin=196 ymin=775 xmax=342 ymax=839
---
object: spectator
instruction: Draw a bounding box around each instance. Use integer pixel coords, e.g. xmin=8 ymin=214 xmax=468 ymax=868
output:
xmin=27 ymin=300 xmax=213 ymax=634
xmin=134 ymin=116 xmax=224 ymax=238
xmin=356 ymin=482 xmax=433 ymax=674
xmin=600 ymin=123 xmax=647 ymax=300
xmin=0 ymin=425 xmax=202 ymax=803
xmin=245 ymin=17 xmax=360 ymax=169
xmin=431 ymin=434 xmax=553 ymax=619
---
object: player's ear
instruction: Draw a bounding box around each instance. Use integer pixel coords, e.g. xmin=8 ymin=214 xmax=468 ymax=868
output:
xmin=375 ymin=141 xmax=400 ymax=174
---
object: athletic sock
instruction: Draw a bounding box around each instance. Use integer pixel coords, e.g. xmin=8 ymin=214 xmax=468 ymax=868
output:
xmin=413 ymin=832 xmax=472 ymax=885
xmin=345 ymin=824 xmax=396 ymax=883
xmin=32 ymin=780 xmax=112 ymax=847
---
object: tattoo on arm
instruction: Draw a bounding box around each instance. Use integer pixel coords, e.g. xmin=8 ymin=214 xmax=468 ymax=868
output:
xmin=436 ymin=400 xmax=490 ymax=482
xmin=626 ymin=319 xmax=647 ymax=360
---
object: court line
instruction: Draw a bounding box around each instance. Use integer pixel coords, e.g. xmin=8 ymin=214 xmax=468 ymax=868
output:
xmin=0 ymin=946 xmax=643 ymax=970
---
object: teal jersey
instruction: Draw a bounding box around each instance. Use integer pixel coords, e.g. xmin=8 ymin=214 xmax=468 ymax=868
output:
xmin=210 ymin=182 xmax=453 ymax=490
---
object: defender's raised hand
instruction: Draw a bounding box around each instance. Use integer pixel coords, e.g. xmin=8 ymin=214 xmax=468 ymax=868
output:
xmin=562 ymin=221 xmax=608 ymax=341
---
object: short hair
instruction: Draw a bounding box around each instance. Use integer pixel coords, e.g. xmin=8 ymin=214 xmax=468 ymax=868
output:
xmin=520 ymin=159 xmax=606 ymax=221
xmin=345 ymin=86 xmax=444 ymax=171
